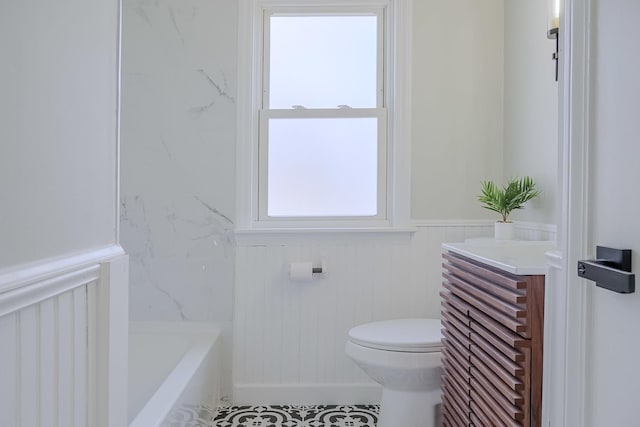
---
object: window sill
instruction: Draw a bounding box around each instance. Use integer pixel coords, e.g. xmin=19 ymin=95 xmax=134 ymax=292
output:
xmin=233 ymin=226 xmax=417 ymax=246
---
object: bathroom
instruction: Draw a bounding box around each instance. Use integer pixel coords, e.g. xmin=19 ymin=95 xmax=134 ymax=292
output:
xmin=121 ymin=0 xmax=556 ymax=424
xmin=4 ymin=0 xmax=640 ymax=425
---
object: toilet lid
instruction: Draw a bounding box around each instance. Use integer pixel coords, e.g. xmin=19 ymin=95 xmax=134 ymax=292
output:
xmin=348 ymin=319 xmax=444 ymax=352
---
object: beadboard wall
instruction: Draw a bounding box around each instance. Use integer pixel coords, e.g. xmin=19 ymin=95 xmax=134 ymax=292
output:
xmin=232 ymin=222 xmax=556 ymax=404
xmin=0 ymin=248 xmax=129 ymax=427
xmin=1 ymin=284 xmax=98 ymax=427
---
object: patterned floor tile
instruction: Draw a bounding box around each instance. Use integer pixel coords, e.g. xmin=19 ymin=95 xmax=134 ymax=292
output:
xmin=162 ymin=404 xmax=217 ymax=427
xmin=163 ymin=404 xmax=379 ymax=427
xmin=212 ymin=405 xmax=379 ymax=427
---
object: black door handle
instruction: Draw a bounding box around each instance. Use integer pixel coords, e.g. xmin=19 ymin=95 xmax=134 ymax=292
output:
xmin=577 ymin=246 xmax=635 ymax=294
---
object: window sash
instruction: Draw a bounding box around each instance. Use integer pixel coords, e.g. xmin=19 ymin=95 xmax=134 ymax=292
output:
xmin=257 ymin=108 xmax=388 ymax=222
xmin=262 ymin=7 xmax=385 ymax=110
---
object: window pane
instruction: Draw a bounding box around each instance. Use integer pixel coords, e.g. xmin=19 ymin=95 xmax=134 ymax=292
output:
xmin=269 ymin=15 xmax=377 ymax=109
xmin=267 ymin=118 xmax=378 ymax=217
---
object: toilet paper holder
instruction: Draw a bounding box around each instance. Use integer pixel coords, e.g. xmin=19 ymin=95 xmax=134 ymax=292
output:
xmin=289 ymin=259 xmax=327 ymax=281
xmin=312 ymin=259 xmax=327 ymax=275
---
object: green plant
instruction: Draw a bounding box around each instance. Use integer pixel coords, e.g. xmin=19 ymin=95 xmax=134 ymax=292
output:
xmin=478 ymin=176 xmax=540 ymax=223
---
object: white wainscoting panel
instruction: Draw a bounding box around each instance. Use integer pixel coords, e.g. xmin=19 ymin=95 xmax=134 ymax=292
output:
xmin=0 ymin=282 xmax=98 ymax=427
xmin=233 ymin=224 xmax=499 ymax=404
xmin=514 ymin=221 xmax=557 ymax=241
xmin=0 ymin=312 xmax=18 ymax=426
xmin=0 ymin=246 xmax=128 ymax=427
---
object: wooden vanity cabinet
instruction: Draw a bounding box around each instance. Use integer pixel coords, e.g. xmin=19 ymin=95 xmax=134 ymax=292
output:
xmin=440 ymin=252 xmax=544 ymax=427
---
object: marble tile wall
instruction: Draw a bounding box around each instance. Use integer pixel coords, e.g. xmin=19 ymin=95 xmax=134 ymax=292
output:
xmin=120 ymin=0 xmax=237 ymax=322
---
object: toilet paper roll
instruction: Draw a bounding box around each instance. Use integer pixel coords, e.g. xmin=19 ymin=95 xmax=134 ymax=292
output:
xmin=289 ymin=262 xmax=313 ymax=281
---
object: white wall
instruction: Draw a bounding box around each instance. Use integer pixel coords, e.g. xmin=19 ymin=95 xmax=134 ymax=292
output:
xmin=412 ymin=0 xmax=559 ymax=224
xmin=0 ymin=0 xmax=120 ymax=268
xmin=0 ymin=0 xmax=127 ymax=424
xmin=120 ymin=0 xmax=237 ymax=322
xmin=503 ymin=0 xmax=558 ymax=224
xmin=411 ymin=0 xmax=505 ymax=220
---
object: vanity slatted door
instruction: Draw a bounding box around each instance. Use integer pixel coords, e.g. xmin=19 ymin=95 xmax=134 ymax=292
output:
xmin=440 ymin=252 xmax=544 ymax=427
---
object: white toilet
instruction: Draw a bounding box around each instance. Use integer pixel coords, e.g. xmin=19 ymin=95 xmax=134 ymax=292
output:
xmin=345 ymin=318 xmax=443 ymax=427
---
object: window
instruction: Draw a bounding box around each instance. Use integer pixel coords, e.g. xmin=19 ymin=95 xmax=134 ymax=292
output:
xmin=261 ymin=11 xmax=385 ymax=220
xmin=237 ymin=0 xmax=411 ymax=230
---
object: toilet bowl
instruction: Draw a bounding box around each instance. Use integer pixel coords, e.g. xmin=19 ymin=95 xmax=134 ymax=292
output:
xmin=345 ymin=318 xmax=443 ymax=427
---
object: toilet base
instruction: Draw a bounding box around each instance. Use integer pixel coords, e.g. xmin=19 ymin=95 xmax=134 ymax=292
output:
xmin=377 ymin=388 xmax=441 ymax=427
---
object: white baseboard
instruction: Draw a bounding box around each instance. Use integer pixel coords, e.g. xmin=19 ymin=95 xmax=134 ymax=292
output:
xmin=232 ymin=383 xmax=382 ymax=405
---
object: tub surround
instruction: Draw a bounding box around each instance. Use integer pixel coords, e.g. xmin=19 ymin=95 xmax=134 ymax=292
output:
xmin=120 ymin=0 xmax=237 ymax=324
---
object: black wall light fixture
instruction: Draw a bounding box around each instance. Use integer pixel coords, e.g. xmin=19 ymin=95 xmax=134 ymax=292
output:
xmin=547 ymin=0 xmax=560 ymax=81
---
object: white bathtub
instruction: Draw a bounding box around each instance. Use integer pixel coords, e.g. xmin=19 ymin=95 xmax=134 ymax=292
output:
xmin=128 ymin=322 xmax=222 ymax=427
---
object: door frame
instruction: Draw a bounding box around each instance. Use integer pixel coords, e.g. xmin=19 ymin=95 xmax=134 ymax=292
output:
xmin=552 ymin=0 xmax=593 ymax=424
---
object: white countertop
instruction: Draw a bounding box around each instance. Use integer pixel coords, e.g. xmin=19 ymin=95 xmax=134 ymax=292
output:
xmin=442 ymin=238 xmax=556 ymax=275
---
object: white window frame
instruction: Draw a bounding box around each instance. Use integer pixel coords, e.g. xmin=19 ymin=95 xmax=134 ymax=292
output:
xmin=237 ymin=0 xmax=412 ymax=232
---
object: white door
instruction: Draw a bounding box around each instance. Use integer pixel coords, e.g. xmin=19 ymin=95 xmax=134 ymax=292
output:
xmin=569 ymin=0 xmax=640 ymax=425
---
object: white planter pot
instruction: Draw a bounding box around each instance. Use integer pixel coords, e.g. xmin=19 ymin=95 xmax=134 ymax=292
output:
xmin=494 ymin=222 xmax=514 ymax=240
